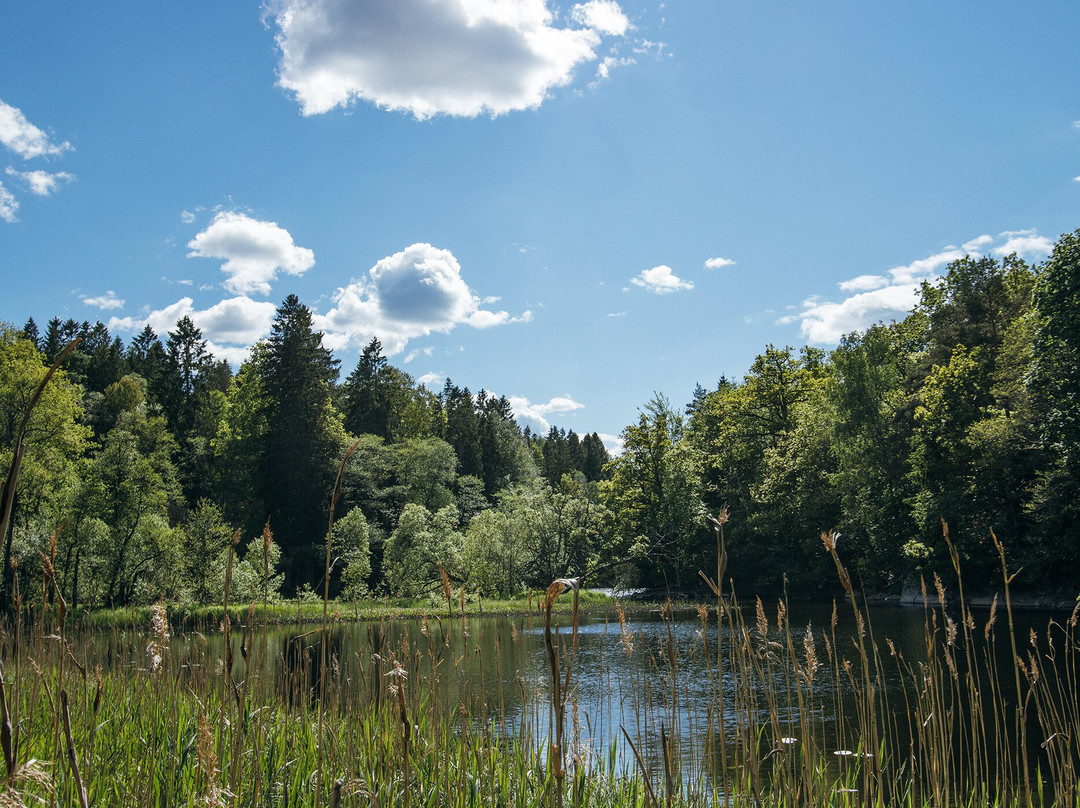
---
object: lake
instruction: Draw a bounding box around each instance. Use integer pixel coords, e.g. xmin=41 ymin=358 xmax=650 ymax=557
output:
xmin=89 ymin=595 xmax=1079 ymax=802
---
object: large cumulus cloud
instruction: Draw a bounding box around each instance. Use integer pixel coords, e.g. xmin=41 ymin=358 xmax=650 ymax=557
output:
xmin=270 ymin=0 xmax=630 ymax=118
xmin=318 ymin=242 xmax=530 ymax=354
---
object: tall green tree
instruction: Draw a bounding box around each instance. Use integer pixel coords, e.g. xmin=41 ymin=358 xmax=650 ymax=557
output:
xmin=257 ymin=295 xmax=345 ymax=589
xmin=1027 ymin=228 xmax=1080 ymax=580
xmin=601 ymin=394 xmax=702 ymax=589
xmin=1 ymin=325 xmax=90 ymax=602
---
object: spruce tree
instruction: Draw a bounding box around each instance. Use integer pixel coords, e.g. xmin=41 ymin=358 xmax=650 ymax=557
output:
xmin=257 ymin=294 xmax=342 ymax=589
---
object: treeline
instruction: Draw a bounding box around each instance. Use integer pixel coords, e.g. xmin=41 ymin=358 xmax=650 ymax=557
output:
xmin=4 ymin=229 xmax=1080 ymax=606
xmin=1 ymin=294 xmax=609 ymax=607
xmin=614 ymin=229 xmax=1080 ymax=596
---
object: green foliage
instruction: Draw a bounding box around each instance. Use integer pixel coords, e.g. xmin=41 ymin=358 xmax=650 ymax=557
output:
xmin=383 ymin=503 xmax=463 ymax=596
xmin=603 ymin=394 xmax=702 ymax=589
xmin=333 ymin=506 xmax=372 ymax=599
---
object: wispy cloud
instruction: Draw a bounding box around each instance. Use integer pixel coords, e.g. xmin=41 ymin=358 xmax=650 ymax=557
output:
xmin=5 ymin=167 xmax=74 ymax=196
xmin=271 ymin=0 xmax=631 ymax=118
xmin=82 ymin=290 xmax=125 ymax=311
xmin=992 ymin=229 xmax=1053 ymax=258
xmin=0 ymin=181 xmax=17 ymax=223
xmin=631 ymin=264 xmax=693 ymax=294
xmin=187 ymin=211 xmax=315 ymax=296
xmin=0 ymin=99 xmax=72 ymax=160
xmin=794 ymin=230 xmax=1055 ymax=344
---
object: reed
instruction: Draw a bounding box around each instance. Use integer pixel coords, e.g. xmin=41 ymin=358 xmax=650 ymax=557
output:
xmin=0 ymin=486 xmax=1075 ymax=806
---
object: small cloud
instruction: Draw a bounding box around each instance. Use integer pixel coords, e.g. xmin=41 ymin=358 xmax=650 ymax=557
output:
xmin=187 ymin=210 xmax=315 ymax=296
xmin=992 ymin=229 xmax=1053 ymax=259
xmin=417 ymin=372 xmax=442 ymax=388
xmin=0 ymin=181 xmax=17 ymax=223
xmin=962 ymin=234 xmax=994 ymax=253
xmin=704 ymin=256 xmax=736 ymax=270
xmin=180 ymin=210 xmax=196 ymax=224
xmin=0 ymin=99 xmax=73 ymax=160
xmin=631 ymin=265 xmax=693 ymax=294
xmin=82 ymin=290 xmax=125 ymax=311
xmin=571 ymin=1 xmax=631 ymax=36
xmin=598 ymin=432 xmax=624 ymax=455
xmin=592 ymin=55 xmax=635 ymax=86
xmin=837 ymin=274 xmax=888 ymax=293
xmin=5 ymin=167 xmax=74 ymax=196
xmin=506 ymin=394 xmax=585 ymax=432
xmin=403 ymin=346 xmax=435 ymax=364
xmin=607 ymin=310 xmax=627 ymax=317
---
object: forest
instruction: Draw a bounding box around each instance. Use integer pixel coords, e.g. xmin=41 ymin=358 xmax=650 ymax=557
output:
xmin=2 ymin=228 xmax=1079 ymax=608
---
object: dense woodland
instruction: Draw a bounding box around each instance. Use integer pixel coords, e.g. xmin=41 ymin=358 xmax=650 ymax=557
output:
xmin=3 ymin=229 xmax=1080 ymax=607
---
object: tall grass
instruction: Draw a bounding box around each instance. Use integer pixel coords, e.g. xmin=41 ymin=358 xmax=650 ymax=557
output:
xmin=0 ymin=520 xmax=1076 ymax=806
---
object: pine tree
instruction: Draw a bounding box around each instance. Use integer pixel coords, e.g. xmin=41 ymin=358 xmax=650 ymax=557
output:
xmin=257 ymin=294 xmax=343 ymax=589
xmin=342 ymin=337 xmax=393 ymax=439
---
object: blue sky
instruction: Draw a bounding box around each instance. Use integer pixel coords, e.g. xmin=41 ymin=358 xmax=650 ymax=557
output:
xmin=2 ymin=1 xmax=1078 ymax=449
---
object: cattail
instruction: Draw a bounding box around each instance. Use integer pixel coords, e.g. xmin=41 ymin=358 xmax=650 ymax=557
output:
xmin=197 ymin=712 xmax=224 ymax=808
xmin=147 ymin=604 xmax=170 ymax=674
xmin=933 ymin=572 xmax=946 ymax=608
xmin=802 ymin=624 xmax=819 ymax=685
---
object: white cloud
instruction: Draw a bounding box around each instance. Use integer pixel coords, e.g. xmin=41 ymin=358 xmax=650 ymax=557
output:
xmin=108 ymin=295 xmax=277 ymax=366
xmin=417 ymin=372 xmax=443 ymax=388
xmin=962 ymin=234 xmax=993 ymax=253
xmin=598 ymin=432 xmax=624 ymax=455
xmin=592 ymin=55 xmax=635 ymax=85
xmin=992 ymin=229 xmax=1053 ymax=259
xmin=403 ymin=346 xmax=435 ymax=364
xmin=571 ymin=0 xmax=630 ymax=35
xmin=318 ymin=243 xmax=526 ymax=354
xmin=271 ymin=0 xmax=629 ymax=118
xmin=0 ymin=181 xmax=17 ymax=223
xmin=180 ymin=210 xmax=196 ymax=224
xmin=837 ymin=274 xmax=888 ymax=293
xmin=795 ymin=230 xmax=1055 ymax=344
xmin=0 ymin=100 xmax=72 ymax=160
xmin=704 ymin=256 xmax=735 ymax=270
xmin=82 ymin=290 xmax=125 ymax=310
xmin=187 ymin=211 xmax=315 ymax=295
xmin=607 ymin=310 xmax=626 ymax=317
xmin=631 ymin=264 xmax=693 ymax=294
xmin=506 ymin=394 xmax=585 ymax=432
xmin=5 ymin=167 xmax=74 ymax=196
